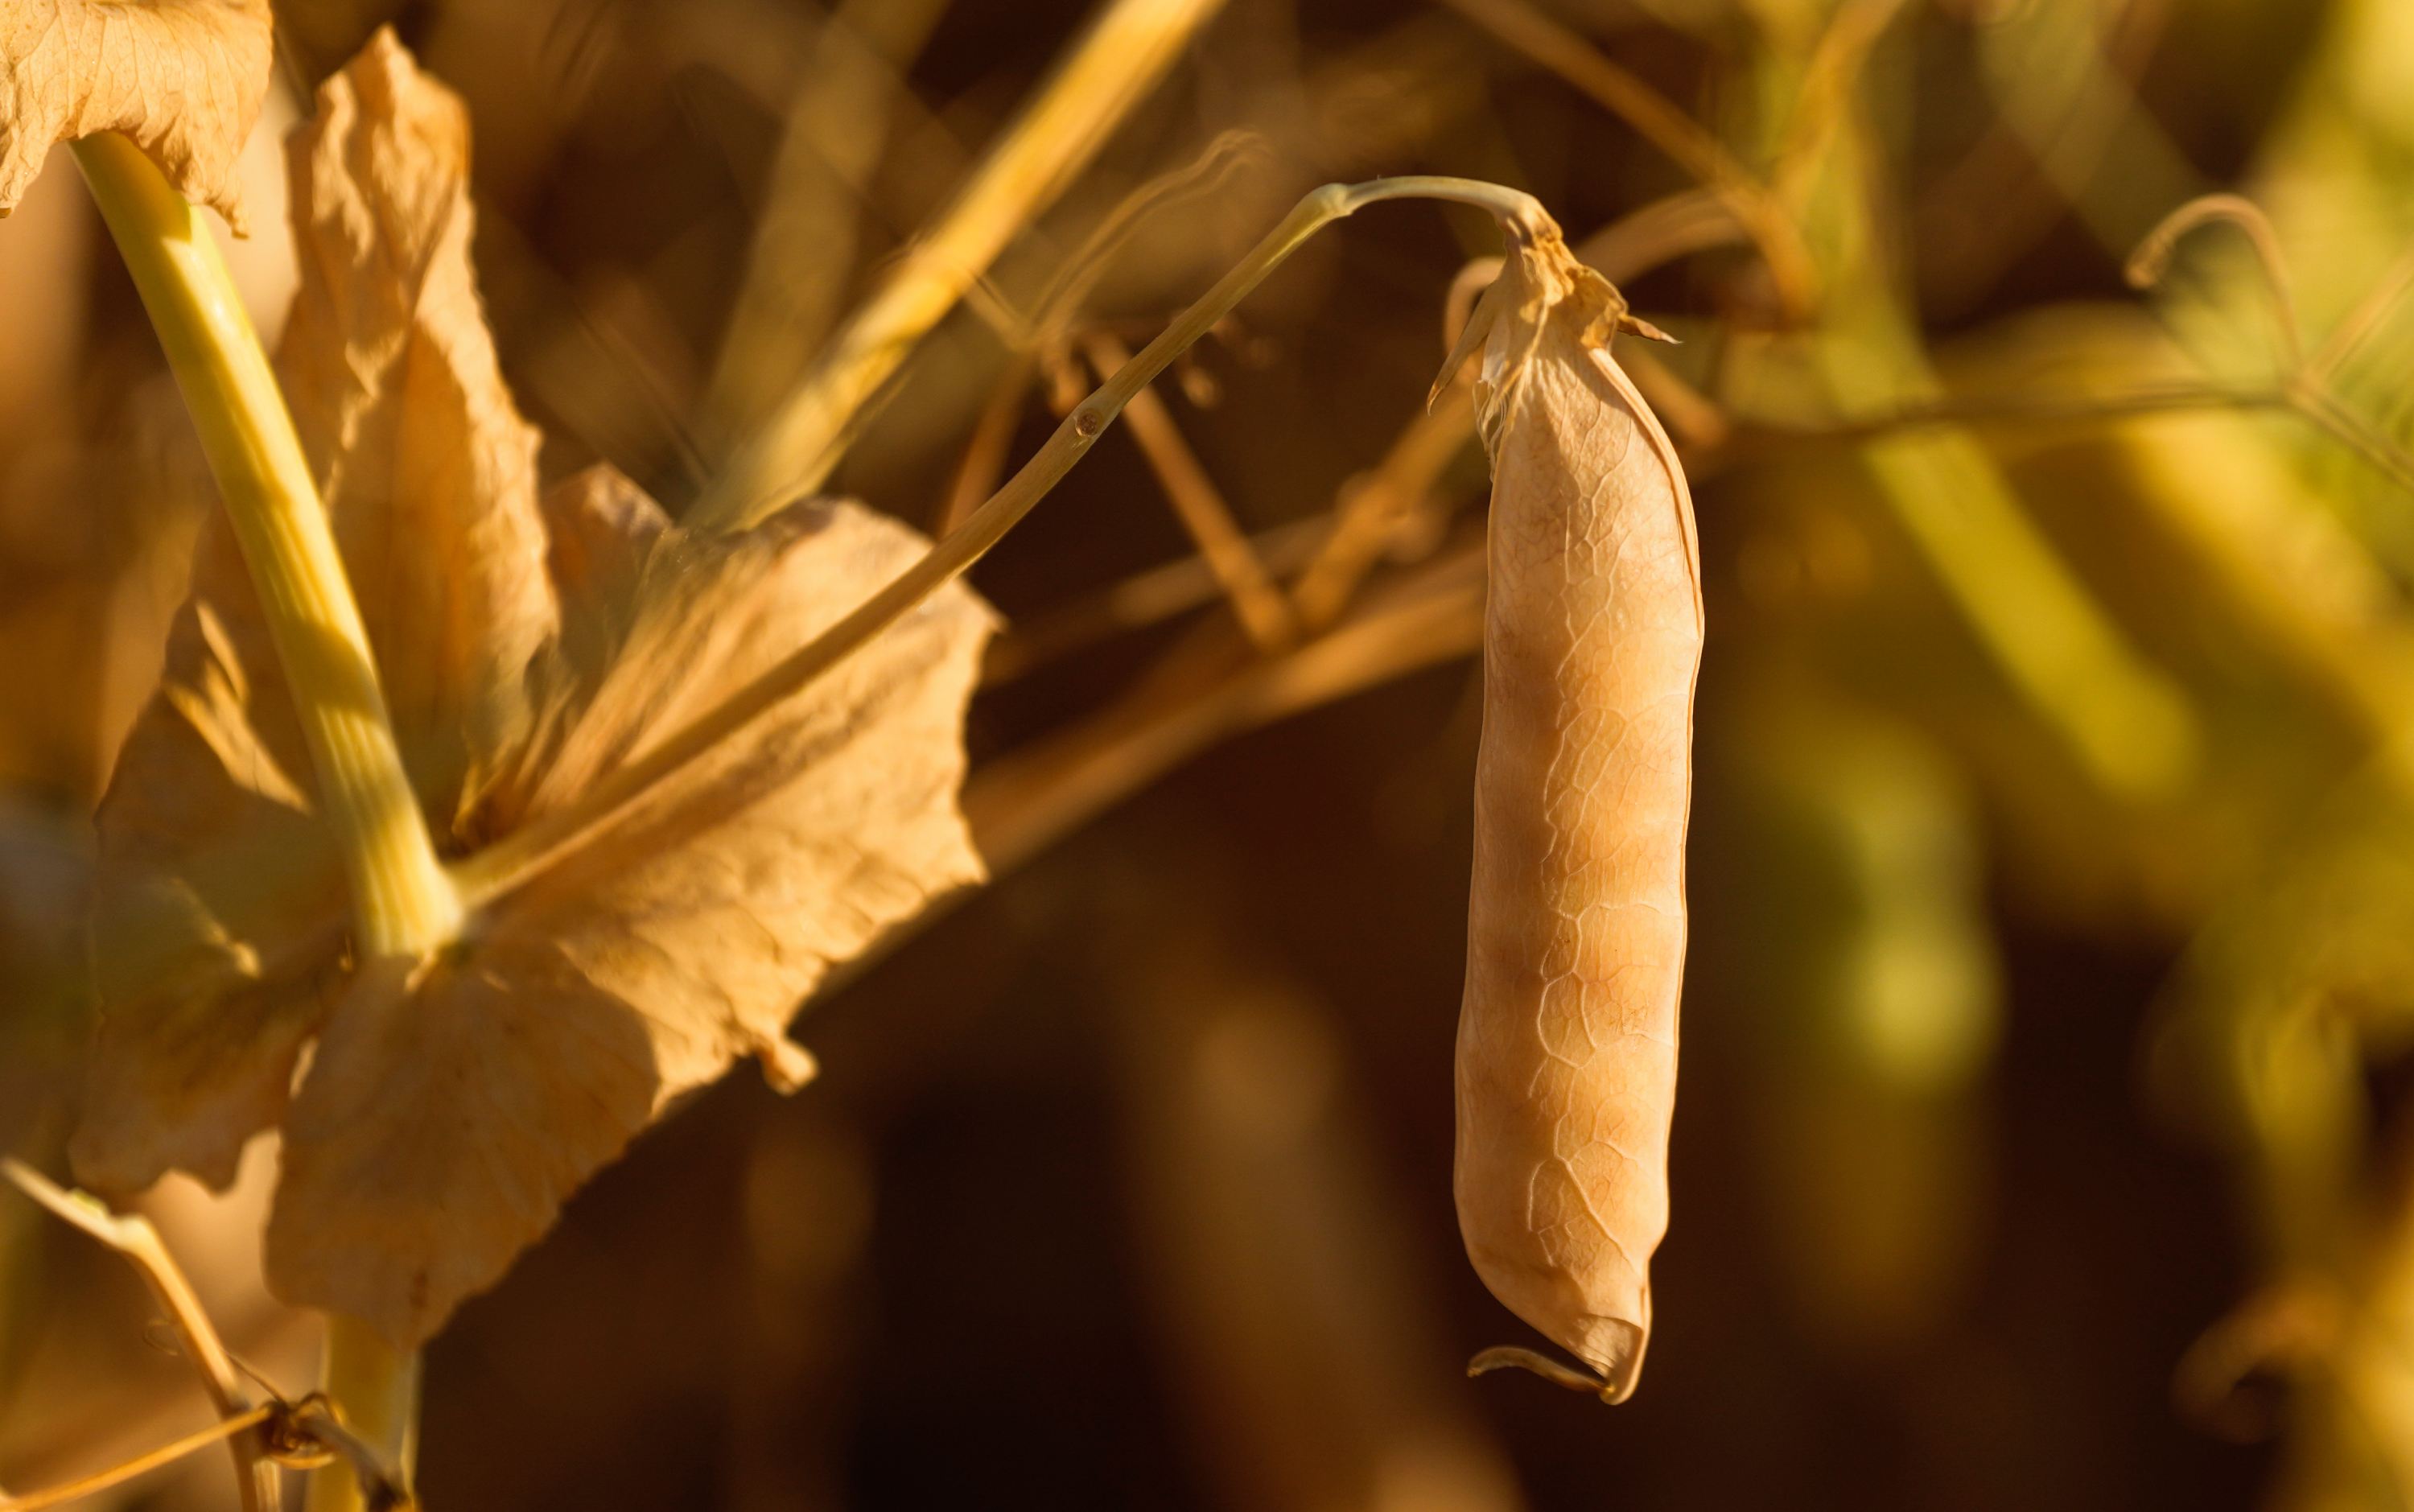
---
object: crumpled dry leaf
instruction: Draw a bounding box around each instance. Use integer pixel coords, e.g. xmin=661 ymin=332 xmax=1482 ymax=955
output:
xmin=0 ymin=0 xmax=274 ymax=230
xmin=278 ymin=28 xmax=555 ymax=830
xmin=1448 ymin=221 xmax=1699 ymax=1404
xmin=71 ymin=29 xmax=993 ymax=1347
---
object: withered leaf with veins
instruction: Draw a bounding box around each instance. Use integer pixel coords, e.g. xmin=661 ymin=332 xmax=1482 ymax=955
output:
xmin=0 ymin=0 xmax=274 ymax=230
xmin=70 ymin=30 xmax=994 ymax=1349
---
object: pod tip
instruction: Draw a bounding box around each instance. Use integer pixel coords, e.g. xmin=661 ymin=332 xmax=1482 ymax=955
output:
xmin=1468 ymin=1327 xmax=1645 ymax=1407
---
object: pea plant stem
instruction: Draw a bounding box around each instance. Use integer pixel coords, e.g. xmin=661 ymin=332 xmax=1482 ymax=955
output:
xmin=71 ymin=133 xmax=443 ymax=1512
xmin=454 ymin=175 xmax=1543 ymax=907
xmin=690 ymin=0 xmax=1231 ymax=533
xmin=319 ymin=1317 xmax=422 ymax=1506
xmin=70 ymin=136 xmax=460 ymax=958
xmin=2 ymin=1160 xmax=278 ymax=1512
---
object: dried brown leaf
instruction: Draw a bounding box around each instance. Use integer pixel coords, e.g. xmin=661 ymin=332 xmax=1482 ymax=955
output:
xmin=538 ymin=463 xmax=666 ymax=674
xmin=72 ymin=31 xmax=993 ymax=1347
xmin=0 ymin=0 xmax=274 ymax=230
xmin=273 ymin=501 xmax=987 ymax=1344
xmin=278 ymin=28 xmax=554 ymax=830
xmin=77 ymin=550 xmax=343 ymax=1192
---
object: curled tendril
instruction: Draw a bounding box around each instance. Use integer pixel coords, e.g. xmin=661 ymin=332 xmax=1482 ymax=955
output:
xmin=2127 ymin=193 xmax=2305 ymax=375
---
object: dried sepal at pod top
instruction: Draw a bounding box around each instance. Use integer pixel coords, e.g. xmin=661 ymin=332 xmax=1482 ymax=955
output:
xmin=0 ymin=0 xmax=274 ymax=230
xmin=1445 ymin=214 xmax=1699 ymax=1404
xmin=69 ymin=30 xmax=994 ymax=1348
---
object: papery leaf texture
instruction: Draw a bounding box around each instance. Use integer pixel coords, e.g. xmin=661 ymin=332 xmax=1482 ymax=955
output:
xmin=0 ymin=0 xmax=274 ymax=229
xmin=71 ymin=28 xmax=993 ymax=1347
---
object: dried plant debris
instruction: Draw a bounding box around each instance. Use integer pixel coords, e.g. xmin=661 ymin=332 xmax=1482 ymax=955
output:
xmin=1448 ymin=220 xmax=1699 ymax=1404
xmin=0 ymin=0 xmax=274 ymax=229
xmin=278 ymin=29 xmax=555 ymax=830
xmin=70 ymin=31 xmax=993 ymax=1348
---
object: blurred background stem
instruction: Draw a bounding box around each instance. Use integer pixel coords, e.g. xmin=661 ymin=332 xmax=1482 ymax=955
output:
xmin=692 ymin=0 xmax=1231 ymax=530
xmin=1772 ymin=14 xmax=2202 ymax=805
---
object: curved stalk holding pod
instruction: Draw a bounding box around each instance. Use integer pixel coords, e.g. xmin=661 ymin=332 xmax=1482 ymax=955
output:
xmin=455 ymin=176 xmax=1551 ymax=907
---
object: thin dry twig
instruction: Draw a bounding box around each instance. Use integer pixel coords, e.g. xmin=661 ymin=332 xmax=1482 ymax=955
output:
xmin=937 ymin=353 xmax=1040 ymax=538
xmin=451 ymin=176 xmax=1554 ymax=908
xmin=967 ymin=542 xmax=1485 ymax=874
xmin=1080 ymin=330 xmax=1298 ymax=650
xmin=985 ymin=515 xmax=1333 ymax=682
xmin=1 ymin=1160 xmax=278 ymax=1512
xmin=702 ymin=0 xmax=954 ymax=450
xmin=938 ymin=134 xmax=1271 ymax=540
xmin=1434 ymin=0 xmax=1815 ymax=319
xmin=1772 ymin=0 xmax=1918 ymax=206
xmin=0 ymin=1406 xmax=280 ymax=1512
xmin=0 ymin=1388 xmax=420 ymax=1512
xmin=1291 ymin=387 xmax=1475 ymax=632
xmin=1020 ymin=130 xmax=1269 ymax=352
xmin=818 ymin=538 xmax=1486 ymax=1003
xmin=1724 ymin=382 xmax=2291 ymax=455
xmin=694 ymin=0 xmax=1232 ymax=530
xmin=1576 ymin=188 xmax=1745 ymax=287
xmin=932 ymin=134 xmax=1267 ymax=540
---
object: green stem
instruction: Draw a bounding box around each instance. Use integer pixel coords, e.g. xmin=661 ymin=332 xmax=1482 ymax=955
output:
xmin=72 ymin=135 xmax=460 ymax=958
xmin=70 ymin=133 xmax=448 ymax=1506
xmin=455 ymin=176 xmax=1539 ymax=904
xmin=319 ymin=1316 xmax=422 ymax=1509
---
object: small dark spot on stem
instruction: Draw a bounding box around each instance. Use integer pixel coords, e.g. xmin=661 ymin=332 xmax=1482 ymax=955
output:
xmin=1073 ymin=407 xmax=1104 ymax=437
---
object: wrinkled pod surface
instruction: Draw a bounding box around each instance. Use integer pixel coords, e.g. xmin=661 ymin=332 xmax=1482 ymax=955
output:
xmin=1451 ymin=221 xmax=1699 ymax=1404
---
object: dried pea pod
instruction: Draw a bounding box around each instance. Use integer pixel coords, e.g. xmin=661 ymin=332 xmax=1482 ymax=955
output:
xmin=1445 ymin=220 xmax=1699 ymax=1406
